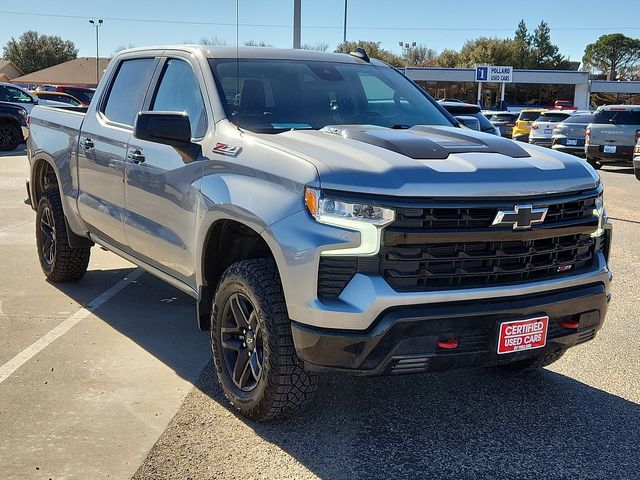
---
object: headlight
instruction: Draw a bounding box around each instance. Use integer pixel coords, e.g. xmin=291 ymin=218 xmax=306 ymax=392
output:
xmin=304 ymin=187 xmax=395 ymax=256
xmin=591 ymin=193 xmax=606 ymax=238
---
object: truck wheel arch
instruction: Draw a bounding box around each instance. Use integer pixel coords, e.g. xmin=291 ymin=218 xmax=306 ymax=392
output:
xmin=30 ymin=155 xmax=93 ymax=248
xmin=31 ymin=156 xmax=60 ymax=206
xmin=197 ymin=218 xmax=284 ymax=331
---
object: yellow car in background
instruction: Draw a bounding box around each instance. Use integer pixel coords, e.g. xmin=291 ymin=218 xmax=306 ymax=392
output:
xmin=31 ymin=90 xmax=83 ymax=107
xmin=512 ymin=108 xmax=545 ymax=142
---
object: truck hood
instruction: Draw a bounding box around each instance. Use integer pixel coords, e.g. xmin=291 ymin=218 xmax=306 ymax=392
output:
xmin=255 ymin=125 xmax=599 ymax=197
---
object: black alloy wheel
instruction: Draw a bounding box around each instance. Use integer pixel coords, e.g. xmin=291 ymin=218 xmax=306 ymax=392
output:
xmin=0 ymin=123 xmax=20 ymax=151
xmin=39 ymin=204 xmax=57 ymax=269
xmin=220 ymin=292 xmax=264 ymax=392
xmin=35 ymin=188 xmax=91 ymax=281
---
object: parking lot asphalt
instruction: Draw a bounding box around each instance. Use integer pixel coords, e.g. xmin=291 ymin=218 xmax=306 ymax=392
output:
xmin=0 ymin=149 xmax=638 ymax=479
xmin=0 ymin=150 xmax=210 ymax=480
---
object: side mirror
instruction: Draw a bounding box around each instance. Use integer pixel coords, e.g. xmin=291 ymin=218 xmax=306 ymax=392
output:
xmin=455 ymin=115 xmax=481 ymax=131
xmin=133 ymin=111 xmax=192 ymax=147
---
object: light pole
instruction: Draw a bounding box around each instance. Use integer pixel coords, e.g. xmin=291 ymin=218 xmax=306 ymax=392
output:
xmin=293 ymin=0 xmax=301 ymax=49
xmin=89 ymin=19 xmax=103 ymax=86
xmin=343 ymin=0 xmax=348 ymax=43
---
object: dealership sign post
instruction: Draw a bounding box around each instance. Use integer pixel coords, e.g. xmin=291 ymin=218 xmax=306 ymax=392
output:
xmin=475 ymin=65 xmax=513 ymax=108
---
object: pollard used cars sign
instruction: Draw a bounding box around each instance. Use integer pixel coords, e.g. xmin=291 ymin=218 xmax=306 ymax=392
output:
xmin=475 ymin=65 xmax=513 ymax=83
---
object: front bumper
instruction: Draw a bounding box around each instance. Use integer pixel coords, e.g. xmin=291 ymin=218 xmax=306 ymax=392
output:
xmin=292 ymin=283 xmax=609 ymax=375
xmin=633 ymin=157 xmax=640 ymax=171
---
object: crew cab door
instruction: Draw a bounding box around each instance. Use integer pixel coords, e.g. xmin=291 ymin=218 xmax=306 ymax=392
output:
xmin=77 ymin=57 xmax=159 ymax=250
xmin=124 ymin=56 xmax=209 ymax=287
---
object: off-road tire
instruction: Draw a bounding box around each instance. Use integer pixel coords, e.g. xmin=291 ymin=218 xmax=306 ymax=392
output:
xmin=211 ymin=258 xmax=318 ymax=421
xmin=586 ymin=156 xmax=602 ymax=170
xmin=0 ymin=122 xmax=21 ymax=151
xmin=36 ymin=188 xmax=91 ymax=281
xmin=497 ymin=348 xmax=567 ymax=372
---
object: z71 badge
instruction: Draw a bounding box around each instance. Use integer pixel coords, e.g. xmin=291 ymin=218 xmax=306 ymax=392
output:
xmin=212 ymin=143 xmax=242 ymax=157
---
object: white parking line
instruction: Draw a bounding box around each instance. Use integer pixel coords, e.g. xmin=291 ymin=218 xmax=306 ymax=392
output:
xmin=0 ymin=268 xmax=144 ymax=384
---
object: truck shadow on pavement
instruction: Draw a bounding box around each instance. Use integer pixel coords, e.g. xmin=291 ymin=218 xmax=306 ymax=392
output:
xmin=197 ymin=361 xmax=640 ymax=479
xmin=48 ymin=267 xmax=211 ymax=384
xmin=50 ymin=268 xmax=639 ymax=479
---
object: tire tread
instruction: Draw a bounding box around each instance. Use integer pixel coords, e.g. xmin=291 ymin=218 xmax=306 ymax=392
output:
xmin=211 ymin=258 xmax=318 ymax=421
xmin=37 ymin=188 xmax=91 ymax=282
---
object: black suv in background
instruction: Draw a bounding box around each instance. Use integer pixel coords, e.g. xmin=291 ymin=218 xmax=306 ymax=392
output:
xmin=439 ymin=101 xmax=500 ymax=135
xmin=0 ymin=101 xmax=28 ymax=151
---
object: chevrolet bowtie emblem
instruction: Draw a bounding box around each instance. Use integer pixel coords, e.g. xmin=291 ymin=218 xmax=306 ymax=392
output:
xmin=492 ymin=204 xmax=548 ymax=230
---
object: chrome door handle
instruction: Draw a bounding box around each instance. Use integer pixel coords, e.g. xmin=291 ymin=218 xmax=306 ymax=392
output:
xmin=127 ymin=150 xmax=145 ymax=164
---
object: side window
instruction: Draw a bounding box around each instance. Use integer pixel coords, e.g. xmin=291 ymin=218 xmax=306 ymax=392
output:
xmin=103 ymin=58 xmax=156 ymax=127
xmin=2 ymin=86 xmax=33 ymax=103
xmin=151 ymin=59 xmax=207 ymax=138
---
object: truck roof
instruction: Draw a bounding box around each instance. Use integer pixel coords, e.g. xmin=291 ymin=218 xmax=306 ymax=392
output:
xmin=117 ymin=45 xmax=389 ymax=66
xmin=596 ymin=104 xmax=640 ymax=112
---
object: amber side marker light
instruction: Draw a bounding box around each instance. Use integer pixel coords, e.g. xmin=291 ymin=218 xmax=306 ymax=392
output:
xmin=304 ymin=187 xmax=319 ymax=216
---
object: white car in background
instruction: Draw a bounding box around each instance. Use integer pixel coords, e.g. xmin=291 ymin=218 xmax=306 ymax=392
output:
xmin=528 ymin=110 xmax=575 ymax=147
xmin=0 ymin=82 xmax=67 ymax=113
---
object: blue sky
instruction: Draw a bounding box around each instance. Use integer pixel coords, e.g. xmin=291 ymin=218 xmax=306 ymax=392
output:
xmin=1 ymin=0 xmax=639 ymax=62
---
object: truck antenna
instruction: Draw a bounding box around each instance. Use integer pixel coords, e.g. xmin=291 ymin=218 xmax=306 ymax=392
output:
xmin=349 ymin=47 xmax=370 ymax=63
xmin=235 ymin=0 xmax=242 ymax=132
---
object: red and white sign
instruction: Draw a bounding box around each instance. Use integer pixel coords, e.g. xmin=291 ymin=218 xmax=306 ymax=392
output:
xmin=497 ymin=316 xmax=548 ymax=354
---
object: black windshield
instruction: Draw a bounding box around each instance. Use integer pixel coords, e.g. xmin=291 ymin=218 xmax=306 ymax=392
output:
xmin=210 ymin=58 xmax=453 ymax=133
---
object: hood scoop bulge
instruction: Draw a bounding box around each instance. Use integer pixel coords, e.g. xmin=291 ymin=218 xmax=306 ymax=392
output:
xmin=321 ymin=125 xmax=531 ymax=160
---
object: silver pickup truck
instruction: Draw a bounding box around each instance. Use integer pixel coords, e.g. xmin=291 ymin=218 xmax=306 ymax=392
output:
xmin=27 ymin=46 xmax=613 ymax=421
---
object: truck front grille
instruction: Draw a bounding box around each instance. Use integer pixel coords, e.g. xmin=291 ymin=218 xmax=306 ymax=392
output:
xmin=317 ymin=189 xmax=602 ymax=300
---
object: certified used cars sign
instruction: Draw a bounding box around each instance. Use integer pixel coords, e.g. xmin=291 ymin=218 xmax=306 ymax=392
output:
xmin=497 ymin=316 xmax=549 ymax=354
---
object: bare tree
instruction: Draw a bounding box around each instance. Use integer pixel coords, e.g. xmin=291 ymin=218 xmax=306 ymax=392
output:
xmin=244 ymin=40 xmax=273 ymax=47
xmin=302 ymin=42 xmax=329 ymax=52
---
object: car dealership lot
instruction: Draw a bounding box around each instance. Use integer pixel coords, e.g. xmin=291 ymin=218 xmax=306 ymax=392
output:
xmin=0 ymin=150 xmax=638 ymax=479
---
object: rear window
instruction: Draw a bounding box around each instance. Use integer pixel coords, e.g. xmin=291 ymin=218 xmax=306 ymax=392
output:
xmin=59 ymin=87 xmax=94 ymax=104
xmin=593 ymin=109 xmax=640 ymax=125
xmin=561 ymin=114 xmax=594 ymax=125
xmin=518 ymin=111 xmax=541 ymax=121
xmin=492 ymin=113 xmax=518 ymax=122
xmin=536 ymin=113 xmax=571 ymax=123
xmin=443 ymin=105 xmax=481 ymax=115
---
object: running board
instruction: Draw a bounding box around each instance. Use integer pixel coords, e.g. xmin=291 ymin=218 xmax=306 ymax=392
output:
xmin=88 ymin=234 xmax=199 ymax=300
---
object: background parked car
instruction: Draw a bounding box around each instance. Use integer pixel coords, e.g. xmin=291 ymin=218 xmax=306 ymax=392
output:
xmin=634 ymin=138 xmax=640 ymax=180
xmin=31 ymin=91 xmax=82 ymax=106
xmin=585 ymin=104 xmax=640 ymax=169
xmin=0 ymin=101 xmax=29 ymax=151
xmin=439 ymin=101 xmax=500 ymax=135
xmin=0 ymin=82 xmax=69 ymax=112
xmin=54 ymin=86 xmax=95 ymax=106
xmin=0 ymin=82 xmax=39 ymax=113
xmin=551 ymin=114 xmax=594 ymax=157
xmin=489 ymin=111 xmax=519 ymax=138
xmin=511 ymin=108 xmax=545 ymax=142
xmin=529 ymin=111 xmax=573 ymax=147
